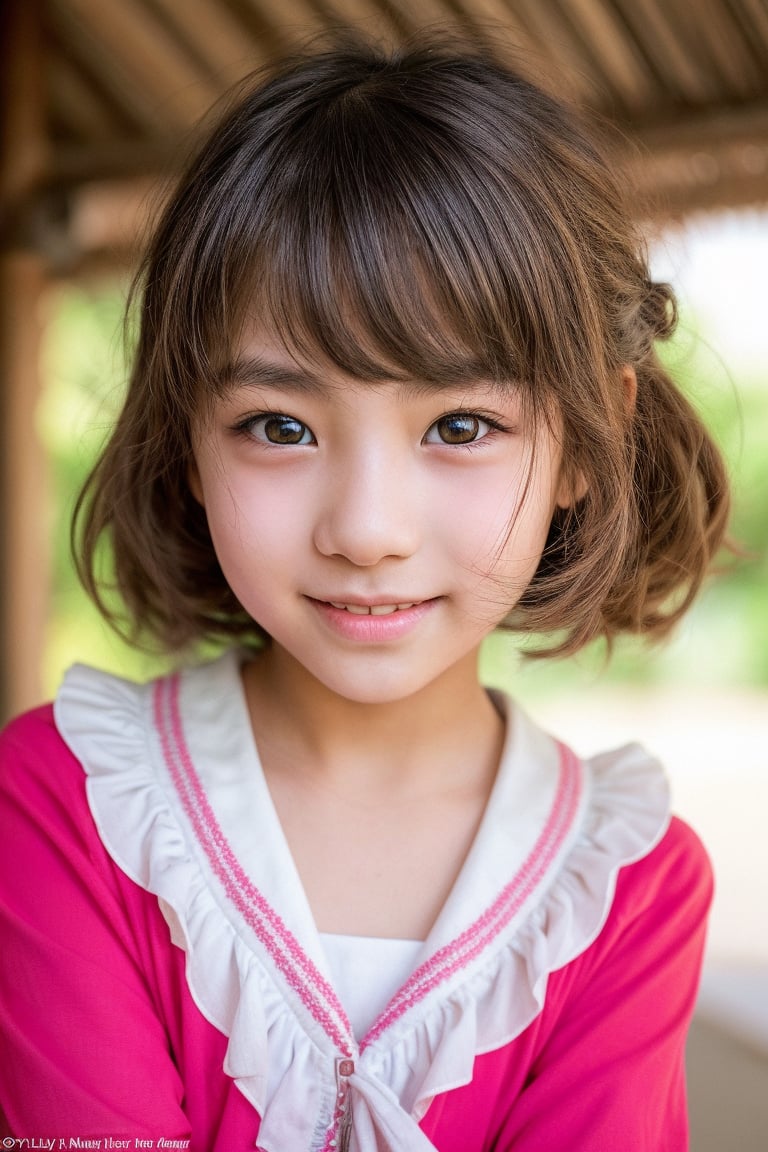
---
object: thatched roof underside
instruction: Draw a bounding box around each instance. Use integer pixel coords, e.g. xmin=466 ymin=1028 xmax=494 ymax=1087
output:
xmin=8 ymin=0 xmax=768 ymax=269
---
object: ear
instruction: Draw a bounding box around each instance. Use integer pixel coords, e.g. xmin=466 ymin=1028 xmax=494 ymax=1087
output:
xmin=555 ymin=463 xmax=588 ymax=510
xmin=622 ymin=364 xmax=638 ymax=414
xmin=187 ymin=456 xmax=205 ymax=506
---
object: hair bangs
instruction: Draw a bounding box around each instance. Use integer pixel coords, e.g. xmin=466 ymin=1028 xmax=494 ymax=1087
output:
xmin=211 ymin=70 xmax=545 ymax=397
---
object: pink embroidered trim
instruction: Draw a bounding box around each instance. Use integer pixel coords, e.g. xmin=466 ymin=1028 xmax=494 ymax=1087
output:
xmin=154 ymin=671 xmax=583 ymax=1057
xmin=154 ymin=674 xmax=354 ymax=1055
xmin=362 ymin=744 xmax=583 ymax=1047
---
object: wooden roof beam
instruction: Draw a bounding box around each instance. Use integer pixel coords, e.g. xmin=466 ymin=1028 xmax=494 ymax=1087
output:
xmin=737 ymin=0 xmax=768 ymax=56
xmin=48 ymin=139 xmax=183 ymax=187
xmin=612 ymin=0 xmax=717 ymax=103
xmin=1 ymin=0 xmax=51 ymax=717
xmin=457 ymin=0 xmax=557 ymax=71
xmin=150 ymin=0 xmax=270 ymax=88
xmin=48 ymin=55 xmax=125 ymax=143
xmin=557 ymin=0 xmax=656 ymax=111
xmin=632 ymin=100 xmax=768 ymax=151
xmin=504 ymin=0 xmax=603 ymax=105
xmin=49 ymin=0 xmax=183 ymax=136
xmin=679 ymin=0 xmax=764 ymax=95
xmin=622 ymin=103 xmax=768 ymax=217
xmin=356 ymin=0 xmax=457 ymax=38
xmin=312 ymin=0 xmax=404 ymax=43
xmin=237 ymin=0 xmax=326 ymax=48
xmin=53 ymin=0 xmax=222 ymax=129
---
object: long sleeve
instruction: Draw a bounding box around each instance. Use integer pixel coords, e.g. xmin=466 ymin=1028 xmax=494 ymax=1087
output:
xmin=0 ymin=707 xmax=192 ymax=1138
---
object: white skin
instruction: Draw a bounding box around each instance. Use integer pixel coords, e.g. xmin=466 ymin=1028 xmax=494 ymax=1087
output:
xmin=189 ymin=330 xmax=578 ymax=939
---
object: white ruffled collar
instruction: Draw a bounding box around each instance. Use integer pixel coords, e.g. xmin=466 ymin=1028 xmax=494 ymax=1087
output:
xmin=54 ymin=651 xmax=669 ymax=1152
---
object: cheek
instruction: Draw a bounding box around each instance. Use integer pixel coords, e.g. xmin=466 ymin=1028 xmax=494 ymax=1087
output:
xmin=441 ymin=466 xmax=552 ymax=569
xmin=198 ymin=472 xmax=295 ymax=576
xmin=202 ymin=492 xmax=292 ymax=628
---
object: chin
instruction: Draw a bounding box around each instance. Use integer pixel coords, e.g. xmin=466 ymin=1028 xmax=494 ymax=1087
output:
xmin=304 ymin=658 xmax=439 ymax=706
xmin=323 ymin=675 xmax=426 ymax=707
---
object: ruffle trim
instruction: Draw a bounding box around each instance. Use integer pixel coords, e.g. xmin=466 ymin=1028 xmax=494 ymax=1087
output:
xmin=54 ymin=662 xmax=669 ymax=1152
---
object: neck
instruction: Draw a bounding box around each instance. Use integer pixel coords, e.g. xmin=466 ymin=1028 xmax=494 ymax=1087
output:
xmin=242 ymin=644 xmax=503 ymax=799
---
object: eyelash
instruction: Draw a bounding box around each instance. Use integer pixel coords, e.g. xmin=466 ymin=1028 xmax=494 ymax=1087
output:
xmin=231 ymin=409 xmax=513 ymax=448
xmin=424 ymin=412 xmax=511 ymax=447
xmin=233 ymin=412 xmax=316 ymax=446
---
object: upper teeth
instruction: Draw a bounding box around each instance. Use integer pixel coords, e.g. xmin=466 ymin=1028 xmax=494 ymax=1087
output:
xmin=330 ymin=602 xmax=416 ymax=615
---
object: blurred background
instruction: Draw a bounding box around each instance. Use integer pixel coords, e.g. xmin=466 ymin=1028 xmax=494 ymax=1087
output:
xmin=1 ymin=1 xmax=766 ymax=1147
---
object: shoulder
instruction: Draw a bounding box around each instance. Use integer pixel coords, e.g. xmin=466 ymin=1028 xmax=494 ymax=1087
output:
xmin=1 ymin=699 xmax=67 ymax=754
xmin=0 ymin=701 xmax=116 ymax=888
xmin=0 ymin=702 xmax=86 ymax=813
xmin=0 ymin=702 xmax=126 ymax=932
xmin=570 ymin=730 xmax=713 ymax=931
xmin=623 ymin=815 xmax=712 ymax=907
xmin=0 ymin=668 xmax=156 ymax=893
xmin=644 ymin=813 xmax=712 ymax=878
xmin=539 ymin=721 xmax=713 ymax=984
xmin=587 ymin=815 xmax=714 ymax=979
xmin=539 ymin=814 xmax=713 ymax=1046
xmin=617 ymin=814 xmax=713 ymax=923
xmin=0 ymin=690 xmax=176 ymax=969
xmin=0 ymin=663 xmax=179 ymax=893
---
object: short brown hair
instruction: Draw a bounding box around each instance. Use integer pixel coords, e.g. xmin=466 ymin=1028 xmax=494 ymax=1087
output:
xmin=74 ymin=37 xmax=729 ymax=657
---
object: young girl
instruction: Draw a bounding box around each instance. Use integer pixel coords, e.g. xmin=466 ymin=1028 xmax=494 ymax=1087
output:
xmin=0 ymin=38 xmax=728 ymax=1152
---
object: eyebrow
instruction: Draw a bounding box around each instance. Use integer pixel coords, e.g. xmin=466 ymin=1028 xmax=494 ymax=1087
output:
xmin=219 ymin=354 xmax=513 ymax=399
xmin=220 ymin=356 xmax=329 ymax=396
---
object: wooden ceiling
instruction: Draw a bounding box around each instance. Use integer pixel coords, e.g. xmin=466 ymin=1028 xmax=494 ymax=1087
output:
xmin=6 ymin=0 xmax=768 ymax=270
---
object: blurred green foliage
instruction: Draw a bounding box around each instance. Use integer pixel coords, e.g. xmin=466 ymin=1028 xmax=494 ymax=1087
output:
xmin=38 ymin=279 xmax=768 ymax=699
xmin=39 ymin=280 xmax=169 ymax=692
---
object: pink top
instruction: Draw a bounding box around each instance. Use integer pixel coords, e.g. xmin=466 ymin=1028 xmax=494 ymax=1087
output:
xmin=0 ymin=653 xmax=712 ymax=1151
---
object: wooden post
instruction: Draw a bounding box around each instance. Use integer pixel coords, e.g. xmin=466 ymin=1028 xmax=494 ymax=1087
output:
xmin=0 ymin=0 xmax=49 ymax=720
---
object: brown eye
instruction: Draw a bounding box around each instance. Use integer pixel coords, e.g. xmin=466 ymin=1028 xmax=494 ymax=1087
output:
xmin=247 ymin=414 xmax=314 ymax=445
xmin=428 ymin=413 xmax=488 ymax=445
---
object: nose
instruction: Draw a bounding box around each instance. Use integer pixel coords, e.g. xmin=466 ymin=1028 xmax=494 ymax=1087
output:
xmin=313 ymin=445 xmax=421 ymax=566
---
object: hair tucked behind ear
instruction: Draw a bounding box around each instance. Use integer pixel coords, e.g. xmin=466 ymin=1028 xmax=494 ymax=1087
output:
xmin=72 ymin=35 xmax=730 ymax=656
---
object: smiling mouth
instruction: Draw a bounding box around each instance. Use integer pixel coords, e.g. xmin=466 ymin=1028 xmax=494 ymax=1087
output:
xmin=328 ymin=601 xmax=419 ymax=616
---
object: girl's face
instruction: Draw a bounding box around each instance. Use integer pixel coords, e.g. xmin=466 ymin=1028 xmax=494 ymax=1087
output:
xmin=190 ymin=330 xmax=572 ymax=705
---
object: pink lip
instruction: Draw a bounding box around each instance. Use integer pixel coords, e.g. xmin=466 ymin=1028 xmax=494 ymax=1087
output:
xmin=308 ymin=598 xmax=438 ymax=642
